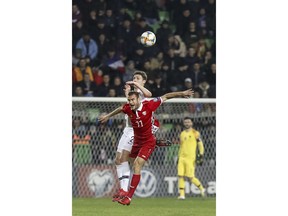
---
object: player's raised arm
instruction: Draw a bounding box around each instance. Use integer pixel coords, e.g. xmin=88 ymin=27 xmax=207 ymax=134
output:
xmin=98 ymin=106 xmax=123 ymax=124
xmin=126 ymin=81 xmax=152 ymax=97
xmin=161 ymin=89 xmax=194 ymax=102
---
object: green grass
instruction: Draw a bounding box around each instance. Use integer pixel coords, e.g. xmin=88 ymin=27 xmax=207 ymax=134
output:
xmin=73 ymin=197 xmax=216 ymax=216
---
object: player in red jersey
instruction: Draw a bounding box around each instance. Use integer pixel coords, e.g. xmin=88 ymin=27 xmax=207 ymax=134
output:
xmin=99 ymin=71 xmax=171 ymax=202
xmin=102 ymin=89 xmax=193 ymax=205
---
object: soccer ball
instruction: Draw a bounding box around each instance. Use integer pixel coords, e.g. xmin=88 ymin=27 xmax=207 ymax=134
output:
xmin=140 ymin=31 xmax=156 ymax=47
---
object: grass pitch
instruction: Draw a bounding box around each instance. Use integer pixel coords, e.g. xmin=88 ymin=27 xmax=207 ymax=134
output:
xmin=73 ymin=197 xmax=216 ymax=216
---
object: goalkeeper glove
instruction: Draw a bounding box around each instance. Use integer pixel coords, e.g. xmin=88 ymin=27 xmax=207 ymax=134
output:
xmin=196 ymin=154 xmax=204 ymax=166
xmin=156 ymin=139 xmax=172 ymax=147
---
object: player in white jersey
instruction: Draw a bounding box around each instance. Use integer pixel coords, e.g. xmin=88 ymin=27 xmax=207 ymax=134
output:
xmin=99 ymin=71 xmax=167 ymax=202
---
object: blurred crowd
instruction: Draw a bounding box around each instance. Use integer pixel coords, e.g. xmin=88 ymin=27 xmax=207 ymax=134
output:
xmin=72 ymin=0 xmax=216 ymax=98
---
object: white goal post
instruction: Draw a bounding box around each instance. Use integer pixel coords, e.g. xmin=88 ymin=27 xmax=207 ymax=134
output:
xmin=72 ymin=97 xmax=216 ymax=103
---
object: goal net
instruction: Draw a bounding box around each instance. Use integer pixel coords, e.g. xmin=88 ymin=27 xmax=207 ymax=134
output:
xmin=72 ymin=97 xmax=216 ymax=198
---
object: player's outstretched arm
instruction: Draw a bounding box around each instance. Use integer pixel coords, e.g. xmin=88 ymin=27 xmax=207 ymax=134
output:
xmin=161 ymin=89 xmax=194 ymax=102
xmin=98 ymin=106 xmax=123 ymax=124
xmin=126 ymin=81 xmax=152 ymax=97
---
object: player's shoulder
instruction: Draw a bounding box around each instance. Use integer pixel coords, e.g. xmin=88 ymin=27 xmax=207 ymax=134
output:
xmin=192 ymin=129 xmax=200 ymax=136
xmin=122 ymin=103 xmax=131 ymax=111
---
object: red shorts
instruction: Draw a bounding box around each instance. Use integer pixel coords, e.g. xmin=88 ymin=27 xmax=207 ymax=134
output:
xmin=129 ymin=136 xmax=156 ymax=160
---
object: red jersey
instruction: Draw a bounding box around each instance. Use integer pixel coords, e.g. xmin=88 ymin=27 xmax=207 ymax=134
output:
xmin=122 ymin=97 xmax=163 ymax=145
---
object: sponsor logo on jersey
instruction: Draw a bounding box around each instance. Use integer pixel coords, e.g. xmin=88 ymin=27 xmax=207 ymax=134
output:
xmin=143 ymin=111 xmax=147 ymax=115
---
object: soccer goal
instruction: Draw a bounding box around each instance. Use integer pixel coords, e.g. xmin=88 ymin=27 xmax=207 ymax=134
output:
xmin=72 ymin=97 xmax=216 ymax=198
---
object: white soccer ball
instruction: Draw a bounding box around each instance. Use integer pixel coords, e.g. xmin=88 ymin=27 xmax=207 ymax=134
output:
xmin=140 ymin=31 xmax=156 ymax=47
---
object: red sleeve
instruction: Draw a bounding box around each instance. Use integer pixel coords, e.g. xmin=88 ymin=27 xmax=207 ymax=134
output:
xmin=122 ymin=104 xmax=129 ymax=114
xmin=148 ymin=97 xmax=163 ymax=111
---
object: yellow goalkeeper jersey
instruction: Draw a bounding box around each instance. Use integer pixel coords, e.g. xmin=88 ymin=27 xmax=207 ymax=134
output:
xmin=179 ymin=129 xmax=204 ymax=160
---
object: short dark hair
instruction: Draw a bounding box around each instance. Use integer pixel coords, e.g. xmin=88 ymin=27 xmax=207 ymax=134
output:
xmin=184 ymin=117 xmax=192 ymax=121
xmin=133 ymin=71 xmax=147 ymax=80
xmin=128 ymin=91 xmax=140 ymax=98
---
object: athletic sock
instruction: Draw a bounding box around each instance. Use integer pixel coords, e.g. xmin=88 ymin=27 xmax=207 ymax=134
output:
xmin=127 ymin=174 xmax=141 ymax=198
xmin=178 ymin=177 xmax=185 ymax=197
xmin=121 ymin=161 xmax=130 ymax=191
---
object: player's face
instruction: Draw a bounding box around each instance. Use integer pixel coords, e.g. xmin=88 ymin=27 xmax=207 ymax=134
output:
xmin=128 ymin=94 xmax=140 ymax=110
xmin=183 ymin=119 xmax=193 ymax=129
xmin=133 ymin=74 xmax=146 ymax=86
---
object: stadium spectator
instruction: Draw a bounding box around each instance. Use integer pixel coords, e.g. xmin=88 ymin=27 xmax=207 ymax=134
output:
xmin=133 ymin=11 xmax=144 ymax=26
xmin=198 ymin=8 xmax=211 ymax=32
xmin=73 ymin=58 xmax=94 ymax=82
xmin=96 ymin=33 xmax=110 ymax=59
xmin=150 ymin=51 xmax=164 ymax=70
xmin=139 ymin=0 xmax=159 ymax=25
xmin=74 ymin=86 xmax=84 ymax=97
xmin=198 ymin=81 xmax=210 ymax=98
xmin=196 ymin=38 xmax=207 ymax=59
xmin=182 ymin=78 xmax=193 ymax=91
xmin=150 ymin=75 xmax=167 ymax=97
xmin=134 ymin=18 xmax=154 ymax=38
xmin=72 ymin=4 xmax=82 ymax=27
xmin=174 ymin=9 xmax=192 ymax=36
xmin=107 ymin=88 xmax=117 ymax=97
xmin=112 ymin=76 xmax=124 ymax=97
xmin=177 ymin=117 xmax=206 ymax=200
xmin=104 ymin=8 xmax=117 ymax=30
xmin=118 ymin=18 xmax=135 ymax=46
xmin=76 ymin=32 xmax=98 ymax=61
xmin=73 ymin=21 xmax=85 ymax=49
xmin=185 ymin=47 xmax=201 ymax=70
xmin=189 ymin=63 xmax=207 ymax=88
xmin=97 ymin=74 xmax=111 ymax=96
xmin=156 ymin=20 xmax=173 ymax=50
xmin=91 ymin=18 xmax=112 ymax=43
xmin=207 ymin=63 xmax=216 ymax=86
xmin=86 ymin=10 xmax=98 ymax=36
xmin=175 ymin=56 xmax=190 ymax=87
xmin=142 ymin=60 xmax=155 ymax=85
xmin=131 ymin=45 xmax=147 ymax=70
xmin=76 ymin=73 xmax=98 ymax=97
xmin=102 ymin=47 xmax=125 ymax=80
xmin=183 ymin=21 xmax=199 ymax=47
xmin=203 ymin=51 xmax=215 ymax=70
xmin=72 ymin=48 xmax=82 ymax=67
xmin=93 ymin=68 xmax=104 ymax=86
xmin=115 ymin=7 xmax=133 ymax=25
xmin=123 ymin=60 xmax=136 ymax=83
xmin=77 ymin=0 xmax=98 ymax=23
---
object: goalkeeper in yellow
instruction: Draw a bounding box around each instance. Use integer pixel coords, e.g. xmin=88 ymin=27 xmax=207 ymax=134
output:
xmin=177 ymin=117 xmax=205 ymax=200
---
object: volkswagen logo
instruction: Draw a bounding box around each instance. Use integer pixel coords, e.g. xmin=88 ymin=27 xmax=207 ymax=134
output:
xmin=134 ymin=169 xmax=157 ymax=197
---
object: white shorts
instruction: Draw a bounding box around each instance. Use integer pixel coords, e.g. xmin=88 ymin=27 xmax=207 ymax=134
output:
xmin=117 ymin=127 xmax=134 ymax=153
xmin=116 ymin=125 xmax=159 ymax=153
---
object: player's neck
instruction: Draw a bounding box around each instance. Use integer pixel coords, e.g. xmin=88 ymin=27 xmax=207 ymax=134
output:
xmin=185 ymin=128 xmax=193 ymax=132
